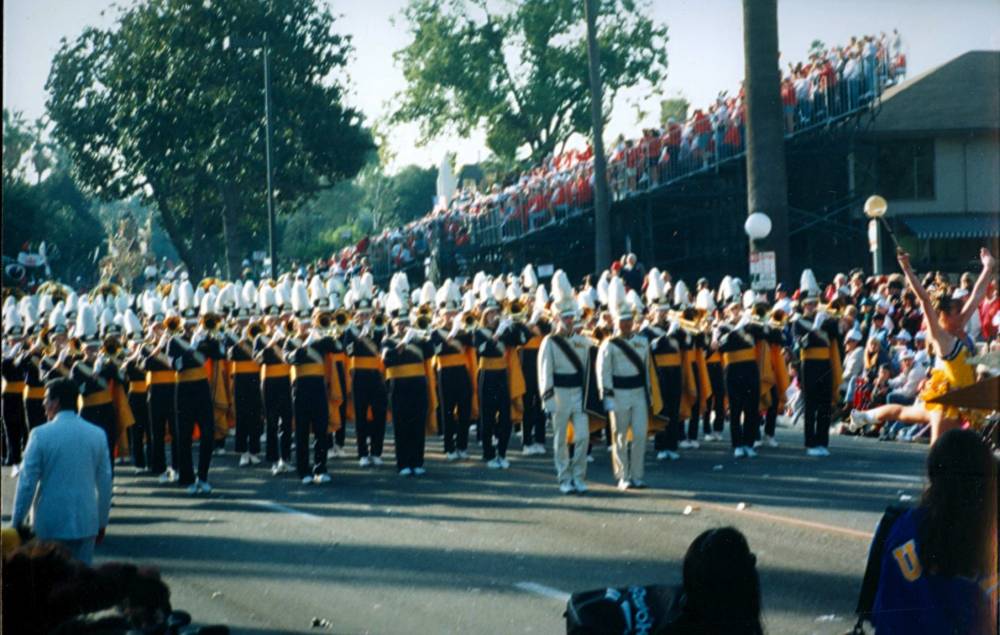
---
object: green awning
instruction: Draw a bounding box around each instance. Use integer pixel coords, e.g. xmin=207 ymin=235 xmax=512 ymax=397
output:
xmin=900 ymin=213 xmax=999 ymax=239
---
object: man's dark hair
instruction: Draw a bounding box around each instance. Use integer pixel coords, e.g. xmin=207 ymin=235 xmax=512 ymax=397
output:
xmin=45 ymin=378 xmax=79 ymax=412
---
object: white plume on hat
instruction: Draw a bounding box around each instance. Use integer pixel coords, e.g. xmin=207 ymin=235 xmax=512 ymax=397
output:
xmin=258 ymin=285 xmax=276 ymax=312
xmin=550 ymin=270 xmax=573 ymax=303
xmin=742 ymin=289 xmax=757 ymax=310
xmin=308 ymin=276 xmax=326 ymax=304
xmin=123 ymin=309 xmax=143 ymax=337
xmin=695 ymin=289 xmax=716 ymax=313
xmin=673 ymin=280 xmax=690 ymax=308
xmin=177 ymin=280 xmax=196 ymax=312
xmin=645 ymin=268 xmax=664 ymax=306
xmin=626 ymin=289 xmax=644 ymax=314
xmin=490 ymin=278 xmax=506 ymax=304
xmin=800 ymin=269 xmax=820 ymax=296
xmin=48 ymin=304 xmax=68 ymax=331
xmin=290 ymin=280 xmax=311 ymax=314
xmin=385 ymin=287 xmax=407 ymax=317
xmin=3 ymin=304 xmax=23 ymax=333
xmin=608 ymin=276 xmax=631 ymax=320
xmin=534 ymin=285 xmax=550 ymax=315
xmin=77 ymin=303 xmax=99 ymax=341
xmin=20 ymin=297 xmax=40 ymax=330
xmin=462 ymin=289 xmax=476 ymax=312
xmin=3 ymin=296 xmax=16 ymax=313
xmin=597 ymin=271 xmax=610 ymax=306
xmin=577 ymin=291 xmax=595 ymax=313
xmin=38 ymin=294 xmax=54 ymax=316
xmin=326 ymin=276 xmax=345 ymax=297
xmin=522 ymin=264 xmax=538 ymax=291
xmin=417 ymin=281 xmax=435 ymax=306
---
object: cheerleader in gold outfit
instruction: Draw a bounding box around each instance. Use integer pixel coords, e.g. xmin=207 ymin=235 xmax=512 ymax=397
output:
xmin=850 ymin=248 xmax=995 ymax=444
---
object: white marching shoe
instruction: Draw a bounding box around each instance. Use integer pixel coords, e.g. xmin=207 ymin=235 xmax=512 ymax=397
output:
xmin=559 ymin=481 xmax=575 ymax=495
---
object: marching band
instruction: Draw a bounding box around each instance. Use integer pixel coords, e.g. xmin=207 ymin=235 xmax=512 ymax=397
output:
xmin=2 ymin=263 xmax=845 ymax=495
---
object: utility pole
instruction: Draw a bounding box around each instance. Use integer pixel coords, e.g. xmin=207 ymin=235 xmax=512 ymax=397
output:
xmin=585 ymin=0 xmax=612 ymax=273
xmin=263 ymin=32 xmax=277 ymax=281
xmin=742 ymin=0 xmax=790 ymax=287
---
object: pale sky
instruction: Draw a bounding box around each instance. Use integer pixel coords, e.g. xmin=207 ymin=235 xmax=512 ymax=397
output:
xmin=4 ymin=0 xmax=998 ymax=174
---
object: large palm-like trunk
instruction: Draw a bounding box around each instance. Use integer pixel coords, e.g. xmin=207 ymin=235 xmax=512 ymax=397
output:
xmin=742 ymin=0 xmax=791 ymax=286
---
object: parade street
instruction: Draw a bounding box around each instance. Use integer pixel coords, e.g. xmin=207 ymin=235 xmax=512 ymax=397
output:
xmin=3 ymin=422 xmax=928 ymax=635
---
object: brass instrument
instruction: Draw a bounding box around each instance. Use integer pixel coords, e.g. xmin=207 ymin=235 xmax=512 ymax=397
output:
xmin=462 ymin=311 xmax=478 ymax=331
xmin=417 ymin=304 xmax=433 ymax=318
xmin=163 ymin=315 xmax=183 ymax=334
xmin=332 ymin=309 xmax=349 ymax=330
xmin=313 ymin=312 xmax=334 ymax=335
xmin=88 ymin=282 xmax=123 ymax=301
xmin=245 ymin=321 xmax=265 ymax=340
xmin=199 ymin=277 xmax=223 ymax=291
xmin=414 ymin=314 xmax=432 ymax=331
xmin=36 ymin=281 xmax=73 ymax=304
xmin=372 ymin=313 xmax=387 ymax=330
xmin=200 ymin=313 xmax=221 ymax=333
xmin=157 ymin=282 xmax=173 ymax=298
xmin=101 ymin=335 xmax=122 ymax=358
xmin=504 ymin=298 xmax=526 ymax=322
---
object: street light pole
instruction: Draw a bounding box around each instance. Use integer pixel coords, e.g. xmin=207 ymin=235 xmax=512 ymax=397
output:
xmin=262 ymin=32 xmax=277 ymax=281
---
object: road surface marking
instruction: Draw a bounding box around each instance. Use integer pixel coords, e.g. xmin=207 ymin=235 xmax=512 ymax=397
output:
xmin=248 ymin=499 xmax=321 ymax=522
xmin=865 ymin=472 xmax=924 ymax=484
xmin=514 ymin=581 xmax=571 ymax=603
xmin=695 ymin=500 xmax=872 ymax=540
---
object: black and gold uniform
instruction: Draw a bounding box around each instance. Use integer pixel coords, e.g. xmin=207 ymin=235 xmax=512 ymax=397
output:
xmin=382 ymin=333 xmax=435 ymax=472
xmin=342 ymin=325 xmax=388 ymax=461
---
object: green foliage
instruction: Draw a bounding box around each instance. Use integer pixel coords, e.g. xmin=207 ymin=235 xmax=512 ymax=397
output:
xmin=3 ymin=110 xmax=34 ymax=182
xmin=278 ymin=161 xmax=437 ymax=260
xmin=659 ymin=96 xmax=690 ymax=126
xmin=392 ymin=0 xmax=668 ymax=163
xmin=45 ymin=0 xmax=373 ymax=277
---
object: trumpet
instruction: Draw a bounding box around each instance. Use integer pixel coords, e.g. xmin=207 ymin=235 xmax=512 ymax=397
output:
xmin=200 ymin=313 xmax=222 ymax=333
xmin=414 ymin=313 xmax=432 ymax=331
xmin=245 ymin=320 xmax=265 ymax=340
xmin=462 ymin=311 xmax=478 ymax=331
xmin=333 ymin=309 xmax=349 ymax=328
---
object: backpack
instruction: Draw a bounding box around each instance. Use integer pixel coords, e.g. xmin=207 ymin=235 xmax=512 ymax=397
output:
xmin=565 ymin=584 xmax=683 ymax=635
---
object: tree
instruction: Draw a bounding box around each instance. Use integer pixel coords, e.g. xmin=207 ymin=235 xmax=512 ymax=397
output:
xmin=46 ymin=0 xmax=373 ymax=277
xmin=391 ymin=0 xmax=668 ymax=164
xmin=659 ymin=95 xmax=690 ymax=126
xmin=3 ymin=109 xmax=33 ymax=183
xmin=392 ymin=164 xmax=437 ymax=224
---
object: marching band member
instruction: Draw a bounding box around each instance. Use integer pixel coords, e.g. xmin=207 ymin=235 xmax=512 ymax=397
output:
xmin=143 ymin=298 xmax=179 ymax=483
xmin=676 ymin=281 xmax=712 ymax=449
xmin=642 ymin=270 xmax=683 ymax=462
xmin=72 ymin=304 xmax=134 ymax=469
xmin=342 ymin=273 xmax=388 ymax=468
xmin=165 ymin=279 xmax=220 ymax=494
xmin=538 ymin=270 xmax=592 ymax=494
xmin=793 ymin=270 xmax=842 ymax=457
xmin=474 ymin=278 xmax=527 ymax=469
xmin=431 ymin=280 xmax=474 ymax=461
xmin=597 ymin=278 xmax=662 ymax=491
xmin=516 ymin=265 xmax=548 ymax=456
xmin=229 ymin=305 xmax=264 ymax=468
xmin=122 ymin=309 xmax=151 ymax=472
xmin=714 ymin=291 xmax=765 ymax=458
xmin=382 ymin=285 xmax=436 ymax=476
xmin=2 ymin=301 xmax=27 ymax=470
xmin=697 ymin=281 xmax=727 ymax=441
xmin=285 ymin=281 xmax=336 ymax=484
xmin=256 ymin=284 xmax=294 ymax=475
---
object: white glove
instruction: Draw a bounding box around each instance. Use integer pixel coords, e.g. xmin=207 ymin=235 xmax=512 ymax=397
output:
xmin=542 ymin=397 xmax=555 ymax=415
xmin=814 ymin=311 xmax=827 ymax=330
xmin=603 ymin=397 xmax=616 ymax=412
xmin=447 ymin=323 xmax=463 ymax=341
xmin=401 ymin=329 xmax=415 ymax=345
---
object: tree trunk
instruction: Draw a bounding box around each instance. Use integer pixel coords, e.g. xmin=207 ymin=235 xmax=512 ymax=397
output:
xmin=219 ymin=181 xmax=247 ymax=280
xmin=585 ymin=0 xmax=612 ymax=274
xmin=742 ymin=0 xmax=791 ymax=287
xmin=153 ymin=190 xmax=212 ymax=277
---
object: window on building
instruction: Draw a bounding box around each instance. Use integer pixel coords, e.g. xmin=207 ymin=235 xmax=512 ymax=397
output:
xmin=877 ymin=139 xmax=935 ymax=200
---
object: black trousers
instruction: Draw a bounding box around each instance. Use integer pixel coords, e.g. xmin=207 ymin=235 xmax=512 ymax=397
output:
xmin=478 ymin=371 xmax=511 ymax=460
xmin=686 ymin=363 xmax=703 ymax=440
xmin=24 ymin=396 xmax=46 ymax=431
xmin=802 ymin=359 xmax=832 ymax=448
xmin=353 ymin=373 xmax=387 ymax=458
xmin=293 ymin=377 xmax=329 ymax=477
xmin=333 ymin=364 xmax=348 ymax=448
xmin=764 ymin=386 xmax=779 ymax=438
xmin=438 ymin=367 xmax=471 ymax=453
xmin=703 ymin=363 xmax=726 ymax=434
xmin=262 ymin=376 xmax=292 ymax=462
xmin=521 ymin=380 xmax=545 ymax=446
xmin=2 ymin=393 xmax=26 ymax=465
xmin=654 ymin=367 xmax=682 ymax=452
xmin=174 ymin=379 xmax=215 ymax=485
xmin=725 ymin=362 xmax=760 ymax=449
xmin=233 ymin=374 xmax=262 ymax=454
xmin=391 ymin=377 xmax=428 ymax=470
xmin=80 ymin=402 xmax=116 ymax=465
xmin=128 ymin=392 xmax=149 ymax=469
xmin=147 ymin=384 xmax=174 ymax=475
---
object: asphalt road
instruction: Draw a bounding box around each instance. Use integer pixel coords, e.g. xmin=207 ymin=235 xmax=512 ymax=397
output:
xmin=2 ymin=420 xmax=929 ymax=635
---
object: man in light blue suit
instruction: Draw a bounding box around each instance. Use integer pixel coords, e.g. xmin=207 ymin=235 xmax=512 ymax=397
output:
xmin=10 ymin=377 xmax=112 ymax=565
